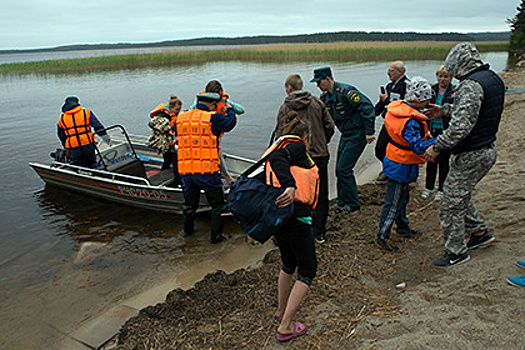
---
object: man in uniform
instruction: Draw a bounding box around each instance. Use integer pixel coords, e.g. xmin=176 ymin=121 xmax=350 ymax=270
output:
xmin=177 ymin=92 xmax=237 ymax=244
xmin=311 ymin=66 xmax=375 ymax=214
xmin=424 ymin=43 xmax=505 ymax=266
xmin=57 ymin=96 xmax=111 ymax=168
xmin=275 ymin=73 xmax=335 ymax=243
xmin=374 ymin=61 xmax=410 ymax=180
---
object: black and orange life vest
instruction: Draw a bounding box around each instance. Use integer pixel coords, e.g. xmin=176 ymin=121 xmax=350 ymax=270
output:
xmin=262 ymin=135 xmax=319 ymax=209
xmin=150 ymin=103 xmax=178 ymax=128
xmin=176 ymin=108 xmax=221 ymax=175
xmin=384 ymin=100 xmax=430 ymax=165
xmin=57 ymin=106 xmax=95 ymax=149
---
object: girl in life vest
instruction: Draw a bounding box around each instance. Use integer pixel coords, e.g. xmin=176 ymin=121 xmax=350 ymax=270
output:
xmin=266 ymin=111 xmax=319 ymax=342
xmin=147 ymin=95 xmax=182 ymax=183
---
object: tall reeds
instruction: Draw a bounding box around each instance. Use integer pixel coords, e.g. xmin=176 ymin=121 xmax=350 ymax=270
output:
xmin=0 ymin=41 xmax=508 ymax=74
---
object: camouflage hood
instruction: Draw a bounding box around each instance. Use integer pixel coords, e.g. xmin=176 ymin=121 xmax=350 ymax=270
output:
xmin=444 ymin=42 xmax=484 ymax=79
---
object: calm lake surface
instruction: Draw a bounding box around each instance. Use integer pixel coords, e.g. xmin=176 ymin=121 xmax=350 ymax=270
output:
xmin=0 ymin=49 xmax=509 ymax=349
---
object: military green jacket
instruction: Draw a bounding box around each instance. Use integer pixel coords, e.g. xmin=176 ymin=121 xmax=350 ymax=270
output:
xmin=321 ymin=81 xmax=375 ymax=139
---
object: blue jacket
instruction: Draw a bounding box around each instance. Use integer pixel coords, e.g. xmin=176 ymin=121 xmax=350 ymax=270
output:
xmin=383 ymin=119 xmax=435 ymax=184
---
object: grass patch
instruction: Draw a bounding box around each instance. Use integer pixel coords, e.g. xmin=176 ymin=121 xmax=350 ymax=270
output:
xmin=0 ymin=41 xmax=509 ymax=75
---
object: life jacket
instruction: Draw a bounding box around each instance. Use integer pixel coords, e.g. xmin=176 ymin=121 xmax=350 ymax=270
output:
xmin=57 ymin=106 xmax=95 ymax=149
xmin=176 ymin=108 xmax=221 ymax=175
xmin=150 ymin=103 xmax=178 ymax=128
xmin=384 ymin=100 xmax=430 ymax=165
xmin=261 ymin=135 xmax=319 ymax=209
xmin=198 ymin=90 xmax=230 ymax=114
xmin=451 ymin=65 xmax=505 ymax=154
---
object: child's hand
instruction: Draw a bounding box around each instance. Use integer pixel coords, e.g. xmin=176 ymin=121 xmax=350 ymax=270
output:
xmin=275 ymin=187 xmax=295 ymax=208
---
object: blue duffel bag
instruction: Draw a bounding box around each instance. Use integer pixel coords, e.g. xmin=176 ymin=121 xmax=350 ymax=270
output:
xmin=227 ymin=150 xmax=294 ymax=244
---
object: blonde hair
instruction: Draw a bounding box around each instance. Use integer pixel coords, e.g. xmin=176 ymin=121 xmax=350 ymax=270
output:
xmin=168 ymin=95 xmax=182 ymax=109
xmin=282 ymin=110 xmax=310 ymax=138
xmin=285 ymin=74 xmax=303 ymax=91
xmin=436 ymin=65 xmax=451 ymax=77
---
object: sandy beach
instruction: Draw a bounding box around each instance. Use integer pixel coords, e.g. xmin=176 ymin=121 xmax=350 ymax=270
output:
xmin=110 ymin=67 xmax=525 ymax=350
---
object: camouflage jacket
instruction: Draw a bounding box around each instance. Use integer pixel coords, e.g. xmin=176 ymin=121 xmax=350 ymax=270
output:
xmin=147 ymin=115 xmax=175 ymax=154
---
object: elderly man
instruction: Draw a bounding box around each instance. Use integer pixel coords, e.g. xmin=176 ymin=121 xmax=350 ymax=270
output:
xmin=177 ymin=92 xmax=237 ymax=244
xmin=374 ymin=61 xmax=410 ymax=180
xmin=311 ymin=66 xmax=375 ymax=214
xmin=275 ymin=73 xmax=335 ymax=243
xmin=424 ymin=43 xmax=505 ymax=266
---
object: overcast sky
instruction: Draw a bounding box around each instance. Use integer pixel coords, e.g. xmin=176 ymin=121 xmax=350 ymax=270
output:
xmin=0 ymin=0 xmax=519 ymax=50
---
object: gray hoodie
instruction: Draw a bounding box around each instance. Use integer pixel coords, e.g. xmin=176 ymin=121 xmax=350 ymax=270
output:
xmin=434 ymin=43 xmax=487 ymax=152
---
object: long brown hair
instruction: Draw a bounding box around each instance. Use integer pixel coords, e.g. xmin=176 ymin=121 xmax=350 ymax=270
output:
xmin=282 ymin=110 xmax=310 ymax=139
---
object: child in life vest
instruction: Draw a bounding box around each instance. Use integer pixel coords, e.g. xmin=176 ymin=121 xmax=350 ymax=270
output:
xmin=266 ymin=111 xmax=319 ymax=342
xmin=376 ymin=77 xmax=436 ymax=253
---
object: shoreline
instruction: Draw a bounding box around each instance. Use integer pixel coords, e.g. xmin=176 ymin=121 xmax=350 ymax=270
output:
xmin=67 ymin=67 xmax=524 ymax=349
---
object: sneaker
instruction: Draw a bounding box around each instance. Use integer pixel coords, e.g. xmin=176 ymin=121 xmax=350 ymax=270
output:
xmin=434 ymin=191 xmax=443 ymax=201
xmin=433 ymin=251 xmax=470 ymax=267
xmin=421 ymin=189 xmax=432 ymax=199
xmin=375 ymin=237 xmax=400 ymax=253
xmin=506 ymin=275 xmax=525 ymax=288
xmin=314 ymin=234 xmax=326 ymax=244
xmin=395 ymin=228 xmax=422 ymax=238
xmin=377 ymin=171 xmax=388 ymax=182
xmin=335 ymin=205 xmax=360 ymax=214
xmin=210 ymin=234 xmax=232 ymax=244
xmin=516 ymin=260 xmax=525 ymax=269
xmin=466 ymin=231 xmax=495 ymax=250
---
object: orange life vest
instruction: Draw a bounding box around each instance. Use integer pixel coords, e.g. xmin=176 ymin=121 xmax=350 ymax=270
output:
xmin=198 ymin=90 xmax=230 ymax=114
xmin=57 ymin=106 xmax=95 ymax=149
xmin=262 ymin=135 xmax=320 ymax=209
xmin=384 ymin=100 xmax=430 ymax=165
xmin=150 ymin=103 xmax=178 ymax=128
xmin=176 ymin=108 xmax=221 ymax=175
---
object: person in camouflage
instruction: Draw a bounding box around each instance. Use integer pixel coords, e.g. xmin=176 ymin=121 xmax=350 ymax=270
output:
xmin=424 ymin=42 xmax=505 ymax=267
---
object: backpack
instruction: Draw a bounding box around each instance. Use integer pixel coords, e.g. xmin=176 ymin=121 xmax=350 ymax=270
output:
xmin=227 ymin=139 xmax=295 ymax=243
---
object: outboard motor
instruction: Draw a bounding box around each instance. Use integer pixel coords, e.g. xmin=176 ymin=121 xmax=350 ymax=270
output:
xmin=50 ymin=148 xmax=70 ymax=163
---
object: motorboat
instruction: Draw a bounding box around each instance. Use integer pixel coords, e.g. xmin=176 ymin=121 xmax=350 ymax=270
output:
xmin=29 ymin=125 xmax=256 ymax=214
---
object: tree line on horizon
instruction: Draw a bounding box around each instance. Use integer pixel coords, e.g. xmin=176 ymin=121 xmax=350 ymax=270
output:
xmin=1 ymin=31 xmax=510 ymax=54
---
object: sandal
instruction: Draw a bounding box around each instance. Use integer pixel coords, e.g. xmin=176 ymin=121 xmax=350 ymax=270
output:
xmin=276 ymin=322 xmax=307 ymax=342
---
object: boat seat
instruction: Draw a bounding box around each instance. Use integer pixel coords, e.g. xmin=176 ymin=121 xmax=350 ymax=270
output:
xmin=113 ymin=159 xmax=147 ymax=179
xmin=148 ymin=169 xmax=174 ymax=186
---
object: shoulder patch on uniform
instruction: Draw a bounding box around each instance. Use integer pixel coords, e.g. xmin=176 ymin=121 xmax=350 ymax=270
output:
xmin=348 ymin=91 xmax=360 ymax=102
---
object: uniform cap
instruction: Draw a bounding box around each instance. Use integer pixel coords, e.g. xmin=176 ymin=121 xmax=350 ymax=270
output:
xmin=64 ymin=96 xmax=79 ymax=104
xmin=196 ymin=92 xmax=221 ymax=103
xmin=310 ymin=66 xmax=332 ymax=83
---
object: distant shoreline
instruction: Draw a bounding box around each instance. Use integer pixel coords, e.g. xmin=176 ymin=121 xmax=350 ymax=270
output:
xmin=0 ymin=41 xmax=509 ymax=75
xmin=0 ymin=30 xmax=510 ymax=54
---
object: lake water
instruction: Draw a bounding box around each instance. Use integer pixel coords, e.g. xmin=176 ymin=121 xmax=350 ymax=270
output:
xmin=0 ymin=49 xmax=509 ymax=349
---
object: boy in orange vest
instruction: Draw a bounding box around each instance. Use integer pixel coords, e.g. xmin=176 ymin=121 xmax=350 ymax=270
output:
xmin=376 ymin=77 xmax=436 ymax=253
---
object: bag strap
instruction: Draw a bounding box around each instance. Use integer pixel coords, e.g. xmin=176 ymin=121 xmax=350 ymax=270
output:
xmin=241 ymin=137 xmax=287 ymax=177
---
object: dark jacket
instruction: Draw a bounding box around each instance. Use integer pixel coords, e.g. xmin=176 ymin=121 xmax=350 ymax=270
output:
xmin=451 ymin=65 xmax=505 ymax=154
xmin=276 ymin=90 xmax=335 ymax=159
xmin=375 ymin=75 xmax=409 ymax=118
xmin=429 ymin=83 xmax=455 ymax=132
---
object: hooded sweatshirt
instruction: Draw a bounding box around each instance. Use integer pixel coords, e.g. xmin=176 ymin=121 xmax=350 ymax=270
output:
xmin=434 ymin=42 xmax=505 ymax=153
xmin=275 ymin=90 xmax=335 ymax=159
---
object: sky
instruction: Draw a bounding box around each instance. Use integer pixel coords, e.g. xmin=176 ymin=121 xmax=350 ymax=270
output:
xmin=0 ymin=0 xmax=520 ymax=50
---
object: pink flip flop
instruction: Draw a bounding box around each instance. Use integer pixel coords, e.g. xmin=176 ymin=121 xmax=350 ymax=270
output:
xmin=276 ymin=322 xmax=307 ymax=342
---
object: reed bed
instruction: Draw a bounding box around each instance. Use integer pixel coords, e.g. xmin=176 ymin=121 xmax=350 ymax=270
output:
xmin=0 ymin=41 xmax=508 ymax=74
